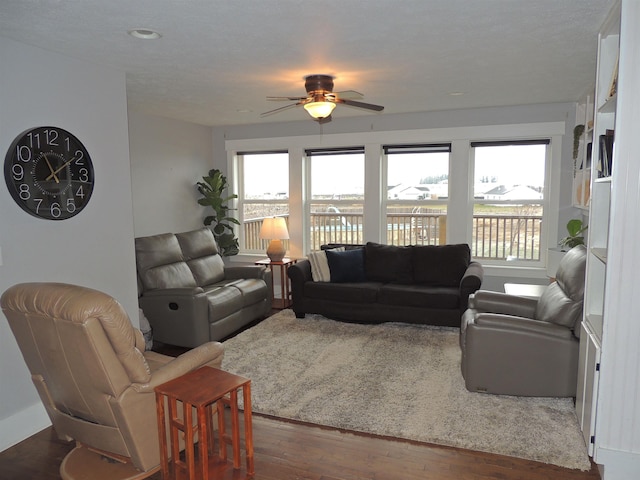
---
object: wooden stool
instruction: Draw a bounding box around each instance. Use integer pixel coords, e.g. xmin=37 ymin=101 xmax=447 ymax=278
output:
xmin=155 ymin=366 xmax=254 ymax=480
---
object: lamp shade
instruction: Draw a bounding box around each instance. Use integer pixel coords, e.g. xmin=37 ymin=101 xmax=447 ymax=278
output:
xmin=259 ymin=217 xmax=289 ymax=240
xmin=259 ymin=217 xmax=289 ymax=262
xmin=303 ymin=101 xmax=336 ymax=119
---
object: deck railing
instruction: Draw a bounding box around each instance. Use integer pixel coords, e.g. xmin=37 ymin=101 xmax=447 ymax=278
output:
xmin=243 ymin=212 xmax=542 ymax=261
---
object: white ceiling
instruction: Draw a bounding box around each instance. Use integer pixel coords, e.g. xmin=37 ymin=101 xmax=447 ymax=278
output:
xmin=1 ymin=0 xmax=613 ymax=127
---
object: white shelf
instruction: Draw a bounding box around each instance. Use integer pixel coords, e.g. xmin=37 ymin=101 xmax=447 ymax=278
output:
xmin=598 ymin=93 xmax=617 ymax=113
xmin=591 ymin=247 xmax=607 ymax=263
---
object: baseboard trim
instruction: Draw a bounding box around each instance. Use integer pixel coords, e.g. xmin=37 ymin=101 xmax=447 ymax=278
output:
xmin=0 ymin=401 xmax=50 ymax=452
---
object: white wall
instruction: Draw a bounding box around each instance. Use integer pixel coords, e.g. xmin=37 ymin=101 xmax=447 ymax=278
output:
xmin=0 ymin=37 xmax=138 ymax=450
xmin=128 ymin=111 xmax=213 ymax=236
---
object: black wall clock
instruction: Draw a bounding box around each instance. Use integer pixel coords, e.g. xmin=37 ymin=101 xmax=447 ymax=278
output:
xmin=4 ymin=126 xmax=95 ymax=220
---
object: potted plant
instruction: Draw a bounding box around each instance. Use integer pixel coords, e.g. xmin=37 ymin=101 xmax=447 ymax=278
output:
xmin=196 ymin=169 xmax=240 ymax=256
xmin=559 ymin=218 xmax=588 ymax=250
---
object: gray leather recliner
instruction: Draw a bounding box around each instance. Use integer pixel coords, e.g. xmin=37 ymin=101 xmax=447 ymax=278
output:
xmin=136 ymin=227 xmax=272 ymax=348
xmin=460 ymin=245 xmax=587 ymax=397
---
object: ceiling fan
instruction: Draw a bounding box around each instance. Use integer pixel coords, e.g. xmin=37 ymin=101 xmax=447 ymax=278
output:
xmin=261 ymin=74 xmax=384 ymax=123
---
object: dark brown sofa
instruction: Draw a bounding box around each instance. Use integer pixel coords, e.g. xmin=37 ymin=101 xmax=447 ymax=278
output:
xmin=288 ymin=242 xmax=483 ymax=327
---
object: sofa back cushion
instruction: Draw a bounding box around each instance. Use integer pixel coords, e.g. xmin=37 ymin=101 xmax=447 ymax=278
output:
xmin=535 ymin=245 xmax=586 ymax=330
xmin=365 ymin=242 xmax=413 ymax=284
xmin=135 ymin=233 xmax=197 ymax=290
xmin=176 ymin=228 xmax=225 ymax=286
xmin=413 ymin=244 xmax=471 ymax=286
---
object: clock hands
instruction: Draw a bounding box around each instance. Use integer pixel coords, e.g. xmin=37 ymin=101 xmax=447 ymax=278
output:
xmin=46 ymin=155 xmax=77 ymax=181
xmin=42 ymin=153 xmax=60 ymax=184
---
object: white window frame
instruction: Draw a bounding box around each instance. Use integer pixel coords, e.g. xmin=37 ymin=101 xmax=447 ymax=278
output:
xmin=226 ymin=122 xmax=563 ymax=278
xmin=382 ymin=143 xmax=452 ymax=246
xmin=469 ymin=140 xmax=551 ymax=267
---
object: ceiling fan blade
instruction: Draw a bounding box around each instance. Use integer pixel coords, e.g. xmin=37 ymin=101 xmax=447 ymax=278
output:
xmin=339 ymin=98 xmax=384 ymax=112
xmin=335 ymin=90 xmax=364 ymax=100
xmin=266 ymin=96 xmax=307 ymax=101
xmin=260 ymin=103 xmax=300 ymax=117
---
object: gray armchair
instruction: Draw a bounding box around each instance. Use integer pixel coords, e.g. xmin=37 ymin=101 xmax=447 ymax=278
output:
xmin=136 ymin=228 xmax=272 ymax=348
xmin=460 ymin=245 xmax=587 ymax=397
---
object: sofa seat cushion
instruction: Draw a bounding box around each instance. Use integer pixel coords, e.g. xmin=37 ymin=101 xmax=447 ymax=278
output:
xmin=204 ymin=286 xmax=243 ymax=322
xmin=412 ymin=244 xmax=470 ymax=286
xmin=378 ymin=284 xmax=460 ymax=309
xmin=304 ymin=281 xmax=382 ymax=304
xmin=226 ymin=279 xmax=269 ymax=306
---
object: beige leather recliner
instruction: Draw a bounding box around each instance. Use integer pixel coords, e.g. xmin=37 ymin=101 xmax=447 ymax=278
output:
xmin=1 ymin=282 xmax=224 ymax=480
xmin=460 ymin=245 xmax=587 ymax=397
xmin=136 ymin=227 xmax=272 ymax=348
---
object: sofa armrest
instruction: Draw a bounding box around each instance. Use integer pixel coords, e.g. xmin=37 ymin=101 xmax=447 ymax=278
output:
xmin=469 ymin=290 xmax=538 ymax=318
xmin=458 ymin=261 xmax=484 ymax=309
xmin=287 ymin=260 xmax=312 ymax=315
xmin=139 ymin=291 xmax=210 ymax=348
xmin=460 ymin=261 xmax=483 ymax=291
xmin=472 ymin=313 xmax=574 ymax=339
xmin=288 ymin=259 xmax=312 ymax=285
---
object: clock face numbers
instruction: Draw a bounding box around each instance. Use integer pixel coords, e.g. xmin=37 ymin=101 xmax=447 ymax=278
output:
xmin=4 ymin=127 xmax=94 ymax=220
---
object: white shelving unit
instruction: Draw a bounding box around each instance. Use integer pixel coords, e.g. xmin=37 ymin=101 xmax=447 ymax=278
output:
xmin=575 ymin=0 xmax=619 ymax=460
xmin=576 ymin=3 xmax=640 ymax=477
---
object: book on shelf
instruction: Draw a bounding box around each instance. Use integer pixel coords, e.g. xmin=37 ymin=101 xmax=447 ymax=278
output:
xmin=598 ymin=129 xmax=614 ymax=178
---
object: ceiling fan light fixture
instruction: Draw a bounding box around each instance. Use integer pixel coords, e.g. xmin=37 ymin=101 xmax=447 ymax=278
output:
xmin=304 ymin=101 xmax=336 ymax=119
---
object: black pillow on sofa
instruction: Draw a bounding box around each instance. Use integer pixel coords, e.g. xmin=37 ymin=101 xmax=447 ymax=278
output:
xmin=364 ymin=242 xmax=413 ymax=284
xmin=326 ymin=248 xmax=367 ymax=283
xmin=413 ymin=243 xmax=470 ymax=286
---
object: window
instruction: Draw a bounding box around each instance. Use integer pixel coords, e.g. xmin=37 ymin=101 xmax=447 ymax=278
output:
xmin=237 ymin=151 xmax=289 ymax=252
xmin=384 ymin=144 xmax=451 ymax=246
xmin=228 ymin=122 xmax=562 ymax=271
xmin=306 ymin=147 xmax=364 ymax=250
xmin=471 ymin=140 xmax=549 ymax=262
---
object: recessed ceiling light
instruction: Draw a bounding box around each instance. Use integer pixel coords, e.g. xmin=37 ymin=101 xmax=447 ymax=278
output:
xmin=128 ymin=28 xmax=162 ymax=40
xmin=449 ymin=92 xmax=465 ymax=96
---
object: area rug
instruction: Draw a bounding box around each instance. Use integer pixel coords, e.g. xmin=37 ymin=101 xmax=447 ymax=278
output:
xmin=222 ymin=309 xmax=590 ymax=471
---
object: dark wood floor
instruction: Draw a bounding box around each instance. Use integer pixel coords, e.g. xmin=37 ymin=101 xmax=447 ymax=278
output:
xmin=0 ymin=414 xmax=601 ymax=480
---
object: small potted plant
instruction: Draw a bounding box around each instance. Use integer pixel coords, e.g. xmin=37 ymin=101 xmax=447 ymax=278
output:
xmin=559 ymin=219 xmax=588 ymax=250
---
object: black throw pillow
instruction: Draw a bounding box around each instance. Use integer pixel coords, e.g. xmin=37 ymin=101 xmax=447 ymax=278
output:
xmin=326 ymin=248 xmax=367 ymax=283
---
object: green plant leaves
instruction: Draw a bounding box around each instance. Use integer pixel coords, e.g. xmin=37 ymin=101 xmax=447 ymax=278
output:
xmin=559 ymin=219 xmax=587 ymax=249
xmin=197 ymin=168 xmax=239 ymax=256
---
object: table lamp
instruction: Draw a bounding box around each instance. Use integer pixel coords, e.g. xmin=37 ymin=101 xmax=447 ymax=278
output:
xmin=259 ymin=216 xmax=289 ymax=262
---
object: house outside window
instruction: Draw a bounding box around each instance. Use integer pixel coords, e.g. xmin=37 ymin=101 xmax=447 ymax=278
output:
xmin=237 ymin=151 xmax=289 ymax=253
xmin=471 ymin=140 xmax=549 ymax=263
xmin=384 ymin=144 xmax=451 ymax=246
xmin=306 ymin=147 xmax=365 ymax=250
